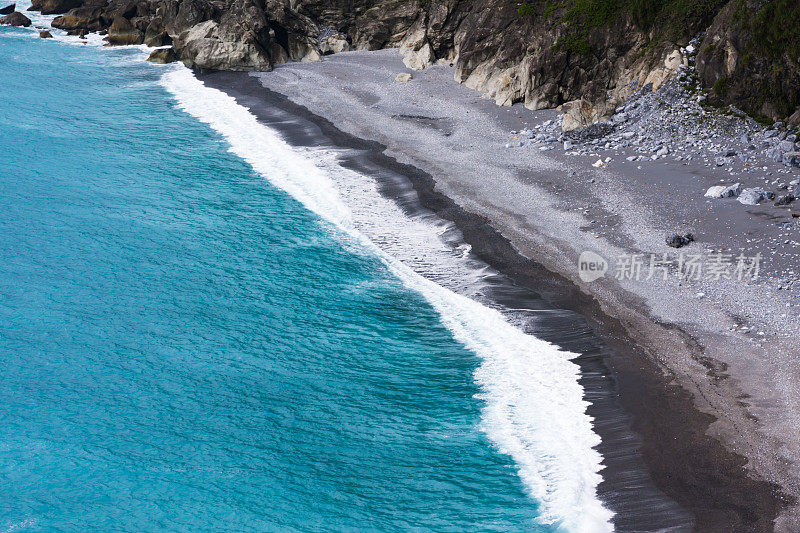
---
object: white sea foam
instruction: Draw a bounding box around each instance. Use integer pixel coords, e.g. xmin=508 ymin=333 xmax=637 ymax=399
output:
xmin=161 ymin=65 xmax=614 ymax=532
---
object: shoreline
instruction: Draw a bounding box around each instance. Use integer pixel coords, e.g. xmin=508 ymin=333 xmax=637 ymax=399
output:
xmin=8 ymin=4 xmax=797 ymax=528
xmin=196 ymin=68 xmax=788 ymax=530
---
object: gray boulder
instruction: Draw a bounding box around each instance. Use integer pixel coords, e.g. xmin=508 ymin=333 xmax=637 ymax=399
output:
xmin=561 ymin=99 xmax=599 ymax=132
xmin=783 ymin=152 xmax=800 ymax=166
xmin=738 ymin=188 xmax=773 ymax=205
xmin=704 ymin=183 xmax=741 ymax=198
xmin=175 ymin=20 xmax=273 ymax=70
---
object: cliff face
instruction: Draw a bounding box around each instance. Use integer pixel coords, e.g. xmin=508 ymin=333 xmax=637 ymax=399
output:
xmin=696 ymin=0 xmax=800 ymax=123
xmin=35 ymin=0 xmax=800 ymax=124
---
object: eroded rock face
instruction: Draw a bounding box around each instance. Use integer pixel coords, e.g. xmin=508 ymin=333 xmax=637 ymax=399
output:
xmin=106 ymin=16 xmax=144 ymax=45
xmin=26 ymin=0 xmax=800 ymax=124
xmin=51 ymin=6 xmax=104 ymax=31
xmin=144 ymin=17 xmax=170 ymax=47
xmin=175 ymin=19 xmax=272 ymax=70
xmin=696 ymin=0 xmax=800 ymax=122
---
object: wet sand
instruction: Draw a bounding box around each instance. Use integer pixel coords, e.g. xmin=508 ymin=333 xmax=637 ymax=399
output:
xmin=197 ymin=49 xmax=797 ymax=530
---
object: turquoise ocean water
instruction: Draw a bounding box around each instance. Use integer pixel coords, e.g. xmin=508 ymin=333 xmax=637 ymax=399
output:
xmin=0 ymin=15 xmax=611 ymax=532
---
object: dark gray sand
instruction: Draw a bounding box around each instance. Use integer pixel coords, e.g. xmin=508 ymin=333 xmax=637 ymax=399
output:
xmin=199 ymin=48 xmax=799 ymax=530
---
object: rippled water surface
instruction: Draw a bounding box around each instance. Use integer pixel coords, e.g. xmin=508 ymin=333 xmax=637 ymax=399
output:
xmin=0 ymin=26 xmax=556 ymax=531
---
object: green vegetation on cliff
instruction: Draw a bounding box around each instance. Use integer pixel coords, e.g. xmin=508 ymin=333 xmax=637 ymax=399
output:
xmin=715 ymin=0 xmax=800 ymax=119
xmin=518 ymin=0 xmax=726 ymax=54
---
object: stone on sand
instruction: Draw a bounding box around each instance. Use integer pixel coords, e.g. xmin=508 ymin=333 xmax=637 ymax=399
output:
xmin=704 ymin=183 xmax=741 ymax=199
xmin=666 ymin=233 xmax=695 ymax=248
xmin=738 ymin=188 xmax=773 ymax=205
xmin=395 ymin=72 xmax=413 ymax=82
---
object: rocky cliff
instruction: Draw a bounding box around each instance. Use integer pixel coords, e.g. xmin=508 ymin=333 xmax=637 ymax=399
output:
xmin=30 ymin=0 xmax=800 ymax=125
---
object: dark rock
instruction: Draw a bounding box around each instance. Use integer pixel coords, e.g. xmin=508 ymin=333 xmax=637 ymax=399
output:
xmin=147 ymin=46 xmax=178 ymax=63
xmin=51 ymin=6 xmax=103 ymax=31
xmin=774 ymin=195 xmax=796 ymax=207
xmin=666 ymin=233 xmax=695 ymax=248
xmin=0 ymin=3 xmax=14 ymax=15
xmin=143 ymin=17 xmax=169 ymax=47
xmin=0 ymin=11 xmax=30 ymax=26
xmin=28 ymin=0 xmax=80 ymax=15
xmin=105 ymin=15 xmax=143 ymax=45
xmin=162 ymin=0 xmax=215 ymax=37
xmin=563 ymin=122 xmax=615 ymax=142
xmin=39 ymin=29 xmax=52 ymax=37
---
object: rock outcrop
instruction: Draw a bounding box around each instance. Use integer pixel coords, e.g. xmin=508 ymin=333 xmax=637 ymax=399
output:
xmin=28 ymin=0 xmax=800 ymax=124
xmin=0 ymin=10 xmax=30 ymax=25
xmin=147 ymin=46 xmax=178 ymax=63
xmin=106 ymin=16 xmax=144 ymax=45
xmin=696 ymin=0 xmax=800 ymax=122
xmin=28 ymin=0 xmax=81 ymax=15
xmin=0 ymin=4 xmax=15 ymax=15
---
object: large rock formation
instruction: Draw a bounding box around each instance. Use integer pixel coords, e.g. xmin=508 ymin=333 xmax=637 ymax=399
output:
xmin=106 ymin=15 xmax=144 ymax=44
xmin=696 ymin=0 xmax=800 ymax=122
xmin=28 ymin=0 xmax=81 ymax=15
xmin=0 ymin=10 xmax=30 ymax=25
xmin=32 ymin=0 xmax=800 ymax=123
